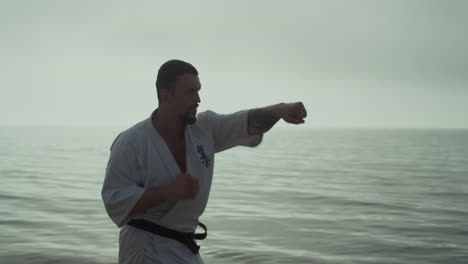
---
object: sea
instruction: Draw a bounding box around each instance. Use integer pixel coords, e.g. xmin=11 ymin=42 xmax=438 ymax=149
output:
xmin=1 ymin=126 xmax=467 ymax=264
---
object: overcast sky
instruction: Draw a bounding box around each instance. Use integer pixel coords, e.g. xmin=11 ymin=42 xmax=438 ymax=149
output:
xmin=1 ymin=0 xmax=467 ymax=128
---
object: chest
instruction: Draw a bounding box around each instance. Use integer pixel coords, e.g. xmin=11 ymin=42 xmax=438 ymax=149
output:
xmin=166 ymin=141 xmax=187 ymax=172
xmin=140 ymin=128 xmax=215 ymax=191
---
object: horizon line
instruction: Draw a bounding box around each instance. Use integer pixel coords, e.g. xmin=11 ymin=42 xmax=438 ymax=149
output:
xmin=1 ymin=123 xmax=467 ymax=130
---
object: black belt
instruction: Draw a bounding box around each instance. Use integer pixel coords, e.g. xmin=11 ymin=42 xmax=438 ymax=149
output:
xmin=127 ymin=219 xmax=207 ymax=255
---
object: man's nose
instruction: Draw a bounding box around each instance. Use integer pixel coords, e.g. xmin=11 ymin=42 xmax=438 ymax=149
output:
xmin=196 ymin=92 xmax=201 ymax=104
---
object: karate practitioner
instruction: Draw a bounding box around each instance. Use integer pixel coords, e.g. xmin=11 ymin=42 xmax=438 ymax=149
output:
xmin=101 ymin=59 xmax=307 ymax=264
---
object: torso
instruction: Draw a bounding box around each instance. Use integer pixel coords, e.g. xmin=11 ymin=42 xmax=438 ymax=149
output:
xmin=151 ymin=113 xmax=187 ymax=173
xmin=166 ymin=140 xmax=187 ymax=172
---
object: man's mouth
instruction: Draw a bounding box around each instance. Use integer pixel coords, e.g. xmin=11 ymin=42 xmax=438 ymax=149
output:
xmin=188 ymin=105 xmax=198 ymax=116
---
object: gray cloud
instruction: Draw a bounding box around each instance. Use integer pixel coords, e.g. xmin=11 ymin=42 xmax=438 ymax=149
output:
xmin=1 ymin=0 xmax=467 ymax=128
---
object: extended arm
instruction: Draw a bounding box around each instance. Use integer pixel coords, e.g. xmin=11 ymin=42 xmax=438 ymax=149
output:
xmin=247 ymin=102 xmax=307 ymax=135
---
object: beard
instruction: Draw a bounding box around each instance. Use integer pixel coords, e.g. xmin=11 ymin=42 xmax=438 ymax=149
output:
xmin=179 ymin=106 xmax=198 ymax=125
xmin=180 ymin=114 xmax=197 ymax=125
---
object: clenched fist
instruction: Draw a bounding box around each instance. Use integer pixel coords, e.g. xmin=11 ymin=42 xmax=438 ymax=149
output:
xmin=168 ymin=173 xmax=199 ymax=200
xmin=278 ymin=102 xmax=307 ymax=124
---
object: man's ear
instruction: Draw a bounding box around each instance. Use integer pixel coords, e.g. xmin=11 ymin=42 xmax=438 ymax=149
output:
xmin=159 ymin=88 xmax=170 ymax=103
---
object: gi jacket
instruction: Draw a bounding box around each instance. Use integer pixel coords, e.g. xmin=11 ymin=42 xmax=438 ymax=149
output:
xmin=102 ymin=110 xmax=263 ymax=232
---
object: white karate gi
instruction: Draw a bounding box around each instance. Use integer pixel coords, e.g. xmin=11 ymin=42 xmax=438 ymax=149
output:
xmin=102 ymin=110 xmax=262 ymax=264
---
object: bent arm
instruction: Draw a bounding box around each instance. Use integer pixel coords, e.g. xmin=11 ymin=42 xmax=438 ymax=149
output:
xmin=103 ymin=135 xmax=197 ymax=226
xmin=247 ymin=102 xmax=307 ymax=135
xmin=127 ymin=186 xmax=173 ymax=217
xmin=128 ymin=172 xmax=199 ymax=217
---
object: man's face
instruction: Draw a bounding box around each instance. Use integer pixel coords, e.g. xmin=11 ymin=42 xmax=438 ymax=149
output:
xmin=166 ymin=74 xmax=201 ymax=124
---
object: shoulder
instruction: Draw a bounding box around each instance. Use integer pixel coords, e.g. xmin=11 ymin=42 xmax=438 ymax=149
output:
xmin=110 ymin=119 xmax=148 ymax=152
xmin=196 ymin=109 xmax=249 ymax=127
xmin=186 ymin=110 xmax=221 ymax=141
xmin=196 ymin=110 xmax=219 ymax=124
xmin=194 ymin=110 xmax=230 ymax=131
xmin=195 ymin=110 xmax=247 ymax=125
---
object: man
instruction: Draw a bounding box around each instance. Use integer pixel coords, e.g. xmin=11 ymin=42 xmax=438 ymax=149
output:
xmin=101 ymin=59 xmax=307 ymax=264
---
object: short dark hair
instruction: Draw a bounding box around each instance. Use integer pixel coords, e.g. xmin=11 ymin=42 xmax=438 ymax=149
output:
xmin=155 ymin=59 xmax=198 ymax=103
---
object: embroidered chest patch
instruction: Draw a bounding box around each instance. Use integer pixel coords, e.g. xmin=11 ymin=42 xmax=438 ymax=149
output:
xmin=196 ymin=145 xmax=211 ymax=168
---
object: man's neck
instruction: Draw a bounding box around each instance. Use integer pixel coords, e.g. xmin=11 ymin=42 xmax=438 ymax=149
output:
xmin=152 ymin=108 xmax=186 ymax=142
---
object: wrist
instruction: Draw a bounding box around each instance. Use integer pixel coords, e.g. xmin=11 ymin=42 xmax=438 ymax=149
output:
xmin=273 ymin=103 xmax=286 ymax=119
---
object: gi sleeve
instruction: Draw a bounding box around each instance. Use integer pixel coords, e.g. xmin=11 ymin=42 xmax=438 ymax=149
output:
xmin=101 ymin=133 xmax=145 ymax=227
xmin=201 ymin=110 xmax=263 ymax=153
